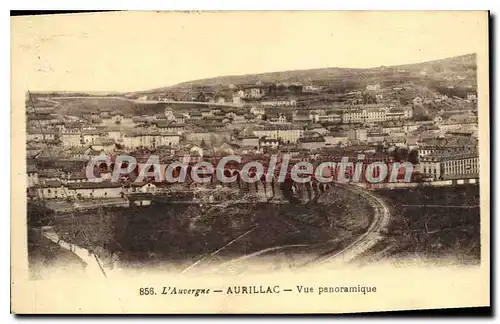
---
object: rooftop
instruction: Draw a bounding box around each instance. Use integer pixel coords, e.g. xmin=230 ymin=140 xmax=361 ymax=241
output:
xmin=38 ymin=180 xmax=64 ymax=188
xmin=298 ymin=136 xmax=325 ymax=143
xmin=67 ymin=181 xmax=123 ymax=190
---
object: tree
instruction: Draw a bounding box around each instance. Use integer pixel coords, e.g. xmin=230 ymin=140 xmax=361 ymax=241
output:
xmin=391 ymin=147 xmax=409 ymax=161
xmin=408 ymin=149 xmax=419 ymax=165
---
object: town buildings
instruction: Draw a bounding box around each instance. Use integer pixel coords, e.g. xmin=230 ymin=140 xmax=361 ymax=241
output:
xmin=26 ymin=77 xmax=480 ymax=205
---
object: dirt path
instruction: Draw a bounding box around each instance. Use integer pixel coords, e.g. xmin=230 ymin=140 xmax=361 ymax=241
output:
xmin=40 ymin=226 xmax=109 ymax=278
xmin=207 ymin=182 xmax=391 ymax=273
xmin=316 ymin=183 xmax=391 ymax=266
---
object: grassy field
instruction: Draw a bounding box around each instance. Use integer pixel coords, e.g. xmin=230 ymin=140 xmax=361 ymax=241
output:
xmin=359 ymin=185 xmax=481 ymax=265
xmin=51 ymin=97 xmax=166 ymax=116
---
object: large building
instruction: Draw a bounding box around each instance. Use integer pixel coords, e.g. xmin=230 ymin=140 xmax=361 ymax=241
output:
xmin=27 ymin=129 xmax=59 ymax=142
xmin=418 ymin=137 xmax=478 ymax=159
xmin=122 ymin=130 xmax=181 ymax=149
xmin=35 ymin=180 xmax=67 ymax=199
xmin=418 ymin=155 xmax=441 ymax=181
xmin=419 ymin=152 xmax=479 ymax=181
xmin=317 ymin=113 xmax=342 ymax=124
xmin=298 ymin=133 xmax=326 ymax=151
xmin=184 ymin=131 xmax=231 ymax=145
xmin=67 ymin=182 xmax=124 ymax=199
xmin=61 ymin=130 xmax=84 ymax=147
xmin=342 ymin=107 xmax=388 ymax=124
xmin=323 ymin=132 xmax=348 ymax=147
xmin=253 ymin=126 xmax=304 ymax=144
xmin=260 ymin=99 xmax=297 ymax=107
xmin=341 ymin=105 xmax=412 ymax=124
xmin=440 ymin=152 xmax=479 ymax=180
xmin=347 ymin=128 xmax=368 ymax=142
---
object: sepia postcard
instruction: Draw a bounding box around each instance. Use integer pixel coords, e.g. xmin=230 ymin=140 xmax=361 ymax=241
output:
xmin=11 ymin=11 xmax=490 ymax=314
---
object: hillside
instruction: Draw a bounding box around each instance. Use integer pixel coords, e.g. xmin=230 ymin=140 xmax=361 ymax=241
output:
xmin=131 ymin=53 xmax=477 ymax=96
xmin=27 ymin=53 xmax=477 ymax=116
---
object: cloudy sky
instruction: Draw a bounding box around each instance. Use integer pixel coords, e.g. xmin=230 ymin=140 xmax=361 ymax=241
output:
xmin=12 ymin=11 xmax=488 ymax=92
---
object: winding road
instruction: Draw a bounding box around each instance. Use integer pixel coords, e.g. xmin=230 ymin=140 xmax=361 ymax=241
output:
xmin=204 ymin=182 xmax=391 ymax=273
xmin=316 ymin=182 xmax=391 ymax=266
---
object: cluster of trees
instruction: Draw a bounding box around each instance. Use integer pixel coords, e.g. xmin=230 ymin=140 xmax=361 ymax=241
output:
xmin=388 ymin=146 xmax=419 ymax=165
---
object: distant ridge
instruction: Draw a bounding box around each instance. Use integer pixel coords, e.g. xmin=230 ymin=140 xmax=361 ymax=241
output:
xmin=131 ymin=53 xmax=476 ymax=95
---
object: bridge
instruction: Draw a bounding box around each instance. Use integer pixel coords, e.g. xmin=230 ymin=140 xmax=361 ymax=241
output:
xmin=147 ymin=174 xmax=336 ymax=205
xmin=115 ymin=160 xmax=341 ymax=205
